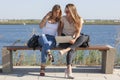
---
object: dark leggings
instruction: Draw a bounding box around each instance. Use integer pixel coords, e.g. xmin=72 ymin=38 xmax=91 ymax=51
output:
xmin=70 ymin=34 xmax=88 ymax=50
xmin=59 ymin=35 xmax=88 ymax=65
xmin=66 ymin=49 xmax=75 ymax=65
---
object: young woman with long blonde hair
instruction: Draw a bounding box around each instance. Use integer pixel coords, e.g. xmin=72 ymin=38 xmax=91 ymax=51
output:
xmin=58 ymin=4 xmax=84 ymax=79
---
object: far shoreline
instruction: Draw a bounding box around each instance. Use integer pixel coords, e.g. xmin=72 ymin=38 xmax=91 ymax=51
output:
xmin=0 ymin=19 xmax=120 ymax=25
xmin=0 ymin=23 xmax=120 ymax=25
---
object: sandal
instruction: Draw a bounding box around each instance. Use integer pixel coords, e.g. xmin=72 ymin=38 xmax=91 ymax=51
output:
xmin=47 ymin=51 xmax=54 ymax=62
xmin=64 ymin=69 xmax=74 ymax=79
xmin=40 ymin=66 xmax=45 ymax=76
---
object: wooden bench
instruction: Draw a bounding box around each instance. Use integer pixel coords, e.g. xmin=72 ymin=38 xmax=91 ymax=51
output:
xmin=2 ymin=45 xmax=116 ymax=74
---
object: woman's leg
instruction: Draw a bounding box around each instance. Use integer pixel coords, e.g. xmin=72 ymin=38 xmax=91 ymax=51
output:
xmin=39 ymin=45 xmax=48 ymax=76
xmin=66 ymin=49 xmax=75 ymax=65
xmin=65 ymin=49 xmax=75 ymax=79
xmin=59 ymin=48 xmax=71 ymax=55
xmin=59 ymin=43 xmax=71 ymax=55
xmin=38 ymin=35 xmax=50 ymax=62
xmin=38 ymin=34 xmax=56 ymax=76
xmin=41 ymin=44 xmax=49 ymax=63
xmin=60 ymin=35 xmax=88 ymax=55
xmin=70 ymin=35 xmax=88 ymax=49
xmin=46 ymin=35 xmax=56 ymax=62
xmin=40 ymin=40 xmax=54 ymax=76
xmin=39 ymin=34 xmax=54 ymax=62
xmin=42 ymin=34 xmax=56 ymax=62
xmin=38 ymin=35 xmax=50 ymax=76
xmin=41 ymin=34 xmax=51 ymax=50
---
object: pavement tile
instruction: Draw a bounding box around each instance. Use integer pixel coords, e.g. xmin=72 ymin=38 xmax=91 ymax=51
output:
xmin=104 ymin=74 xmax=120 ymax=80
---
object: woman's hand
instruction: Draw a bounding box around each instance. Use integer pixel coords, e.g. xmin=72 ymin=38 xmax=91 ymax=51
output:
xmin=45 ymin=11 xmax=52 ymax=19
xmin=39 ymin=11 xmax=52 ymax=28
xmin=69 ymin=39 xmax=76 ymax=44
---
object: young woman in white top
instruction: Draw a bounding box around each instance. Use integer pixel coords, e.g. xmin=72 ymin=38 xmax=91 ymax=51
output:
xmin=39 ymin=4 xmax=62 ymax=76
xmin=58 ymin=4 xmax=84 ymax=79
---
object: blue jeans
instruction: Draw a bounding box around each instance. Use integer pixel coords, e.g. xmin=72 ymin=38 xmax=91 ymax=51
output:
xmin=38 ymin=34 xmax=56 ymax=64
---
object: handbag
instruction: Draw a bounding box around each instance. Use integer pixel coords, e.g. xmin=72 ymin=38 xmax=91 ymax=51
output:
xmin=79 ymin=33 xmax=90 ymax=47
xmin=27 ymin=34 xmax=40 ymax=50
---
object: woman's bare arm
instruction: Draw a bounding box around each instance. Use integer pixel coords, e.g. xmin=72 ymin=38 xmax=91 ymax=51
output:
xmin=70 ymin=19 xmax=83 ymax=44
xmin=39 ymin=12 xmax=52 ymax=28
xmin=57 ymin=21 xmax=64 ymax=36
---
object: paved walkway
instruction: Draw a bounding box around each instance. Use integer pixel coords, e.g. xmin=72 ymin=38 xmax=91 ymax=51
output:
xmin=0 ymin=66 xmax=120 ymax=80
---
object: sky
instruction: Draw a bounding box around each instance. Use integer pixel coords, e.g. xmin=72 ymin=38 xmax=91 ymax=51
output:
xmin=0 ymin=0 xmax=120 ymax=19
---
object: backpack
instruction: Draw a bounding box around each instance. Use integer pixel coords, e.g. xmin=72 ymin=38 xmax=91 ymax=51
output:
xmin=79 ymin=33 xmax=90 ymax=47
xmin=27 ymin=34 xmax=39 ymax=50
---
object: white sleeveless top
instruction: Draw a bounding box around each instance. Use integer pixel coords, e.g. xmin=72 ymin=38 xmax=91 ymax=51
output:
xmin=42 ymin=21 xmax=59 ymax=36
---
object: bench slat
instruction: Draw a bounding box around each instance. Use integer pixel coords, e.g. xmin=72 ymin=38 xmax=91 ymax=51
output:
xmin=4 ymin=45 xmax=110 ymax=51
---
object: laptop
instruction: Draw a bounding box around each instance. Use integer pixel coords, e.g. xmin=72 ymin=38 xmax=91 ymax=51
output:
xmin=55 ymin=36 xmax=73 ymax=43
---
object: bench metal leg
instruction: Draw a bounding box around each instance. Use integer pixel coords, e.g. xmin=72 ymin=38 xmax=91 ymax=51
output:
xmin=101 ymin=48 xmax=116 ymax=74
xmin=2 ymin=47 xmax=13 ymax=73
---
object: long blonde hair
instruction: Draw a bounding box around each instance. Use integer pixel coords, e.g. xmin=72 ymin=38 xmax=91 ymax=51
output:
xmin=66 ymin=4 xmax=81 ymax=29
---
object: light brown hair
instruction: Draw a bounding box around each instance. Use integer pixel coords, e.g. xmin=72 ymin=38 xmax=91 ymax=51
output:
xmin=51 ymin=4 xmax=62 ymax=22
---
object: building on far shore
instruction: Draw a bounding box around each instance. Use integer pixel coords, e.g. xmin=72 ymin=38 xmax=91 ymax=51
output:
xmin=85 ymin=19 xmax=95 ymax=22
xmin=0 ymin=19 xmax=8 ymax=22
xmin=114 ymin=20 xmax=120 ymax=22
